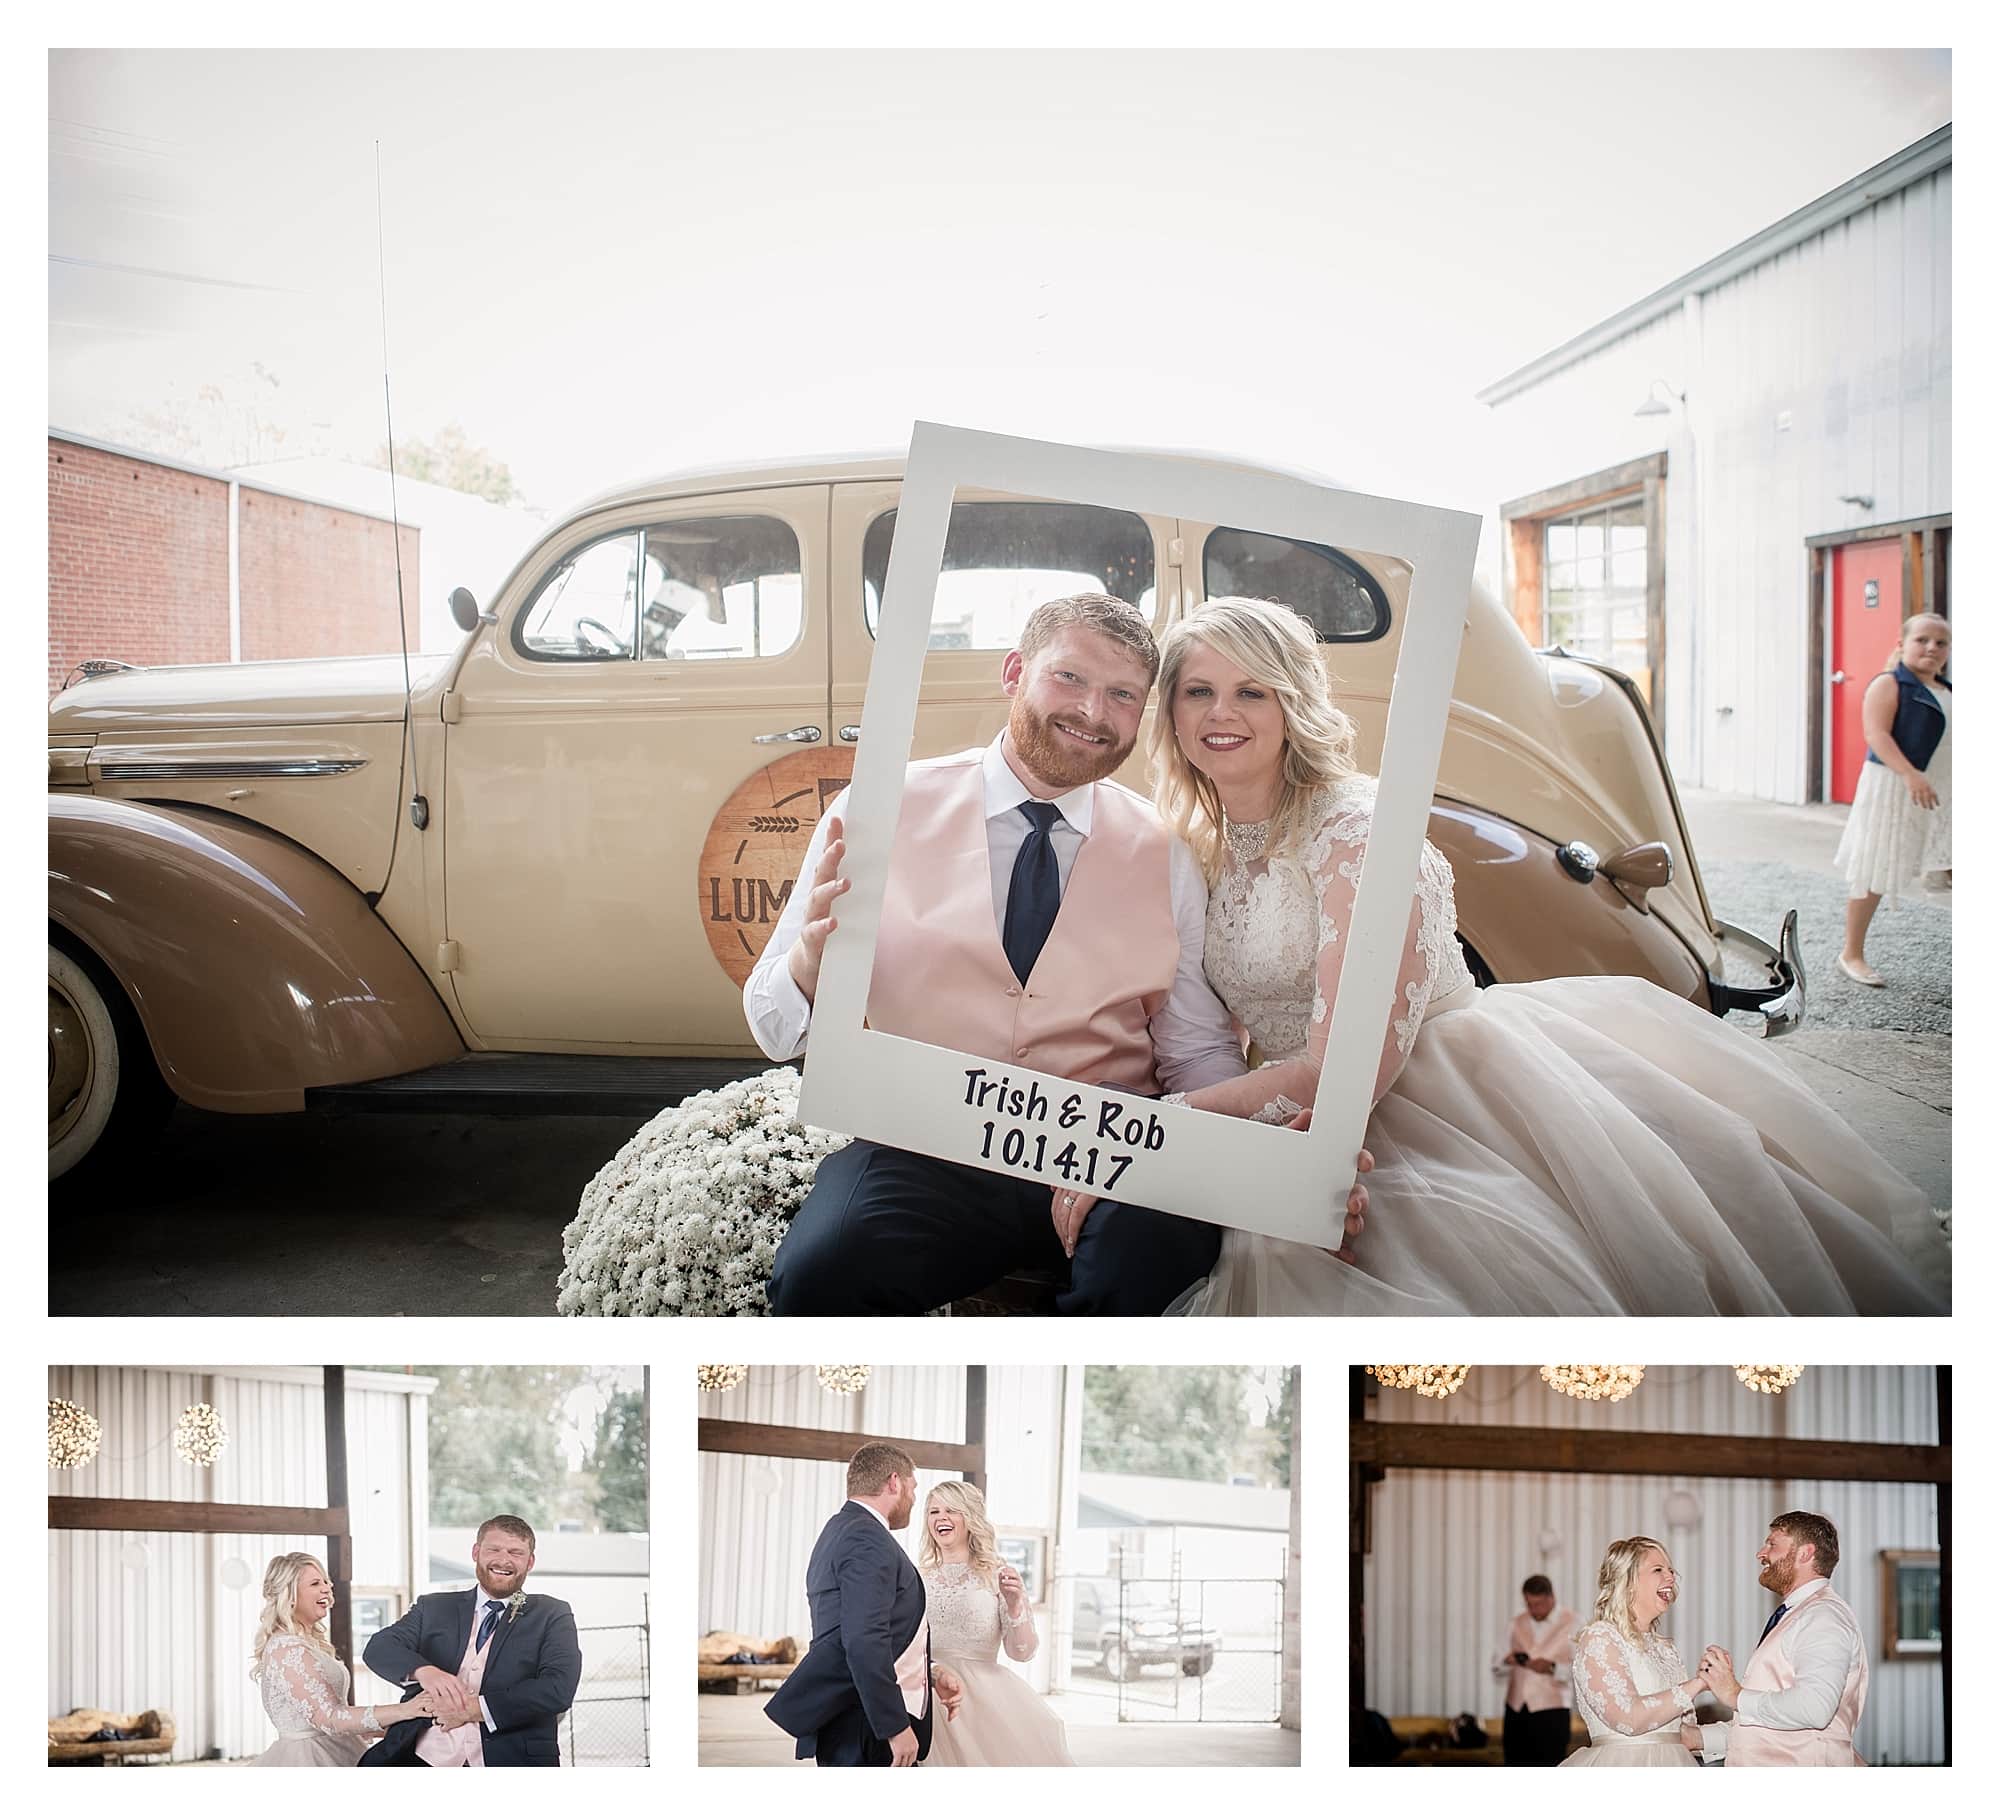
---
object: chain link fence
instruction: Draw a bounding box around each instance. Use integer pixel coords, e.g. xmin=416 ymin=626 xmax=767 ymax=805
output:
xmin=562 ymin=1616 xmax=649 ymax=1766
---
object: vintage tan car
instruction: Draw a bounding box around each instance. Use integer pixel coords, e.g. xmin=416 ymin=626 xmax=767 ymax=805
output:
xmin=48 ymin=452 xmax=1801 ymax=1180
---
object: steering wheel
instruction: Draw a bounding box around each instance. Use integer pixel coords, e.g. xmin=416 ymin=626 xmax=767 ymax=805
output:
xmin=572 ymin=616 xmax=630 ymax=656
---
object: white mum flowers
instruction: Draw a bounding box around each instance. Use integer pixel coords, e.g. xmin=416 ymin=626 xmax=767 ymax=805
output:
xmin=556 ymin=1068 xmax=849 ymax=1317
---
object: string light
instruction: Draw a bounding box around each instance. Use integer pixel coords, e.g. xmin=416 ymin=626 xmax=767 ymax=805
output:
xmin=49 ymin=1399 xmax=102 ymax=1469
xmin=173 ymin=1403 xmax=227 ymax=1467
xmin=1365 ymin=1365 xmax=1470 ymax=1399
xmin=696 ymin=1365 xmax=750 ymax=1393
xmin=816 ymin=1364 xmax=871 ymax=1395
xmin=1541 ymin=1365 xmax=1644 ymax=1403
xmin=1734 ymin=1365 xmax=1806 ymax=1396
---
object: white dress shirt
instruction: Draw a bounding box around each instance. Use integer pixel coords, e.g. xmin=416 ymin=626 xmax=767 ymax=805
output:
xmin=1701 ymin=1575 xmax=1858 ymax=1760
xmin=743 ymin=737 xmax=1245 ymax=1093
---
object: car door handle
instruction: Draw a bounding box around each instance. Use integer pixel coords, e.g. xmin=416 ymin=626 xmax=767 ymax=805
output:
xmin=1832 ymin=670 xmax=1848 ymax=684
xmin=752 ymin=725 xmax=823 ymax=744
xmin=838 ymin=725 xmax=861 ymax=743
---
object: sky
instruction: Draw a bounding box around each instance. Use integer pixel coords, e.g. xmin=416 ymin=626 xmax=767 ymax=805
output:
xmin=48 ymin=48 xmax=1950 ymax=525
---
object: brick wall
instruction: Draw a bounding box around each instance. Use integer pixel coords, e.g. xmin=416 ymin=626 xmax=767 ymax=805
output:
xmin=49 ymin=441 xmax=230 ymax=695
xmin=48 ymin=437 xmax=421 ymax=696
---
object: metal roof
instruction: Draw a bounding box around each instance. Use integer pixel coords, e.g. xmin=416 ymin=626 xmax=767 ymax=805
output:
xmin=1476 ymin=123 xmax=1951 ymax=406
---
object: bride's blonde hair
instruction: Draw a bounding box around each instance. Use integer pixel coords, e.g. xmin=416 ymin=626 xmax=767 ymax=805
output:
xmin=1592 ymin=1536 xmax=1673 ymax=1643
xmin=1149 ymin=597 xmax=1360 ymax=885
xmin=250 ymin=1551 xmax=336 ymax=1677
xmin=918 ymin=1480 xmax=1002 ymax=1590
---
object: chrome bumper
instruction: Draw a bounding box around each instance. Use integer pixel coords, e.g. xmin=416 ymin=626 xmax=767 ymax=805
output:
xmin=1709 ymin=909 xmax=1805 ymax=1037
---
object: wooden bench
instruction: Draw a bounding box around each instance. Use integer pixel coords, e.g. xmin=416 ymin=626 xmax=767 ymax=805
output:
xmin=48 ymin=1709 xmax=176 ymax=1766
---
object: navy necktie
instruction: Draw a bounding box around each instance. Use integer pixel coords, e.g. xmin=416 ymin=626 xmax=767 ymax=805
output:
xmin=476 ymin=1598 xmax=506 ymax=1650
xmin=1002 ymin=801 xmax=1064 ymax=984
xmin=1758 ymin=1602 xmax=1789 ymax=1645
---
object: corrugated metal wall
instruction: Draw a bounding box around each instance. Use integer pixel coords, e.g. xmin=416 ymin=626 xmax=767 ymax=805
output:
xmin=1360 ymin=1365 xmax=1943 ymax=1762
xmin=699 ymin=1366 xmax=1067 ymax=1691
xmin=1487 ymin=164 xmax=1950 ymax=802
xmin=48 ymin=1366 xmax=424 ymax=1761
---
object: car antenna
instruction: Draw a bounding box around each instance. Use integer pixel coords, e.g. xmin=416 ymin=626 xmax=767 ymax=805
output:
xmin=374 ymin=139 xmax=427 ymax=833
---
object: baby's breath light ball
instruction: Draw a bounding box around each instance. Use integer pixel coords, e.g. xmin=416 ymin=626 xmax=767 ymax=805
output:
xmin=816 ymin=1364 xmax=871 ymax=1395
xmin=696 ymin=1364 xmax=750 ymax=1393
xmin=174 ymin=1403 xmax=227 ymax=1467
xmin=49 ymin=1399 xmax=102 ymax=1469
xmin=1364 ymin=1365 xmax=1470 ymax=1399
xmin=1540 ymin=1365 xmax=1645 ymax=1403
xmin=1733 ymin=1365 xmax=1806 ymax=1396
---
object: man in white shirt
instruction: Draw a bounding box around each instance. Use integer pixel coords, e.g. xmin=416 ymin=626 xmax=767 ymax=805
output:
xmin=1494 ymin=1574 xmax=1579 ymax=1764
xmin=1694 ymin=1511 xmax=1870 ymax=1766
xmin=746 ymin=592 xmax=1369 ymax=1316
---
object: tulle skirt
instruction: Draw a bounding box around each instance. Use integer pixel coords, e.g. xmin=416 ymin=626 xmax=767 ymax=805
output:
xmin=1173 ymin=977 xmax=1949 ymax=1317
xmin=1834 ymin=731 xmax=1951 ymax=903
xmin=249 ymin=1731 xmax=367 ymax=1766
xmin=925 ymin=1656 xmax=1074 ymax=1766
xmin=1559 ymin=1734 xmax=1694 ymax=1767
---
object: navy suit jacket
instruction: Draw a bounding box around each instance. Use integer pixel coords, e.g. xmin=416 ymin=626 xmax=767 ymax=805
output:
xmin=358 ymin=1588 xmax=582 ymax=1767
xmin=764 ymin=1501 xmax=931 ymax=1762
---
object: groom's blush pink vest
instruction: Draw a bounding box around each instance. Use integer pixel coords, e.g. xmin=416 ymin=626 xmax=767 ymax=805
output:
xmin=867 ymin=755 xmax=1180 ymax=1093
xmin=415 ymin=1599 xmax=492 ymax=1768
xmin=1730 ymin=1589 xmax=1868 ymax=1767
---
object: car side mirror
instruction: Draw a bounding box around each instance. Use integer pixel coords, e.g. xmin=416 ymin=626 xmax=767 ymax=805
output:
xmin=449 ymin=586 xmax=481 ymax=633
xmin=1599 ymin=840 xmax=1674 ymax=912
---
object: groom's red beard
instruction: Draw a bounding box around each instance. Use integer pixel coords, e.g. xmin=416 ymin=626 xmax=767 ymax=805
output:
xmin=476 ymin=1565 xmax=528 ymax=1596
xmin=1758 ymin=1559 xmax=1794 ymax=1596
xmin=1007 ymin=696 xmax=1134 ymax=790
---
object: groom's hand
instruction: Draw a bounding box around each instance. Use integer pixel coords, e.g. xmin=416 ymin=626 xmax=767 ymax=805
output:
xmin=1699 ymin=1647 xmax=1741 ymax=1709
xmin=1286 ymin=1110 xmax=1373 ymax=1262
xmin=1052 ymin=1188 xmax=1098 ymax=1257
xmin=786 ymin=816 xmax=850 ymax=1006
xmin=887 ymin=1723 xmax=920 ymax=1766
xmin=414 ymin=1664 xmax=472 ymax=1716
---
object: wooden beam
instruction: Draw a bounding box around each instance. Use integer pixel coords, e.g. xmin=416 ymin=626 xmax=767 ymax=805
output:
xmin=1500 ymin=451 xmax=1667 ymax=523
xmin=1806 ymin=544 xmax=1828 ymax=801
xmin=697 ymin=1420 xmax=984 ymax=1475
xmin=49 ymin=1497 xmax=352 ymax=1535
xmin=324 ymin=1366 xmax=352 ymax=1670
xmin=1348 ymin=1422 xmax=1948 ymax=1484
xmin=964 ymin=1366 xmax=988 ymax=1493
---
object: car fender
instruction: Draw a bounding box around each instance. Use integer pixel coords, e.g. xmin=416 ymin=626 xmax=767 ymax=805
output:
xmin=49 ymin=796 xmax=464 ymax=1112
xmin=1428 ymin=801 xmax=1708 ymax=1005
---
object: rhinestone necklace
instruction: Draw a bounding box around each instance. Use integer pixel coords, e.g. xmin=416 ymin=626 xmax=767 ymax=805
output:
xmin=1225 ymin=816 xmax=1271 ymax=863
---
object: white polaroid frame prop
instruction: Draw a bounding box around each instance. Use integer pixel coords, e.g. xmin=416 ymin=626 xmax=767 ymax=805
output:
xmin=798 ymin=423 xmax=1479 ymax=1246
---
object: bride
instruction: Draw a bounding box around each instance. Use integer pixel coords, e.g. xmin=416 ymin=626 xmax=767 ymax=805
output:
xmin=1143 ymin=595 xmax=1948 ymax=1316
xmin=250 ymin=1553 xmax=437 ymax=1765
xmin=917 ymin=1482 xmax=1074 ymax=1766
xmin=1561 ymin=1538 xmax=1704 ymax=1767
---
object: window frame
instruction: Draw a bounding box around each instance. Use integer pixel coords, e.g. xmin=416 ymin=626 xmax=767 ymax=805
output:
xmin=1198 ymin=524 xmax=1393 ymax=644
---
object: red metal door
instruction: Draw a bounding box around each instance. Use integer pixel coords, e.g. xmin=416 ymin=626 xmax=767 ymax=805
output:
xmin=1830 ymin=540 xmax=1903 ymax=804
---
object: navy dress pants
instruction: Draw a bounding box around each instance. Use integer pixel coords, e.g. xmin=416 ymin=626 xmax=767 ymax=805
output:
xmin=767 ymin=1139 xmax=1221 ymax=1316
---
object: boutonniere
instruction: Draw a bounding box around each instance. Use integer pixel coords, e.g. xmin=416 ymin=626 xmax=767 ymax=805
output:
xmin=506 ymin=1591 xmax=527 ymax=1624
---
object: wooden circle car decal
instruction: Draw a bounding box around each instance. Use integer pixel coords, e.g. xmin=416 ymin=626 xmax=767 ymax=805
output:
xmin=700 ymin=748 xmax=857 ymax=987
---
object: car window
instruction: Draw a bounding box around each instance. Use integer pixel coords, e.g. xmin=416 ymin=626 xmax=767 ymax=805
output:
xmin=863 ymin=500 xmax=1157 ymax=649
xmin=1202 ymin=526 xmax=1390 ymax=642
xmin=640 ymin=515 xmax=804 ymax=662
xmin=516 ymin=530 xmax=641 ymax=661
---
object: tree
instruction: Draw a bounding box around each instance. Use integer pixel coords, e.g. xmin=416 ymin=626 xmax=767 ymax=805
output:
xmin=1269 ymin=1366 xmax=1297 ymax=1489
xmin=122 ymin=360 xmax=303 ymax=469
xmin=1082 ymin=1366 xmax=1254 ymax=1482
xmin=374 ymin=421 xmax=522 ymax=505
xmin=590 ymin=1388 xmax=649 ymax=1533
xmin=420 ymin=1365 xmax=595 ymax=1528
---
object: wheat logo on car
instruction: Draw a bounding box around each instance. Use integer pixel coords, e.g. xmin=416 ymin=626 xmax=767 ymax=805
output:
xmin=699 ymin=748 xmax=856 ymax=986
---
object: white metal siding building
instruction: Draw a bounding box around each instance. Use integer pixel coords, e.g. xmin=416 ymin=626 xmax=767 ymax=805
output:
xmin=1360 ymin=1365 xmax=1942 ymax=1763
xmin=47 ymin=1365 xmax=434 ymax=1762
xmin=1478 ymin=126 xmax=1950 ymax=803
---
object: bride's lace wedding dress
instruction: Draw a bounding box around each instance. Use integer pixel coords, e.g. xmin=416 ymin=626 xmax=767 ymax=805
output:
xmin=1560 ymin=1622 xmax=1698 ymax=1768
xmin=920 ymin=1563 xmax=1074 ymax=1766
xmin=1175 ymin=777 xmax=1950 ymax=1315
xmin=250 ymin=1633 xmax=375 ymax=1766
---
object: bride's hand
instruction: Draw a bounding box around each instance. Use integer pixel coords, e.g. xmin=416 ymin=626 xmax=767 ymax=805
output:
xmin=1288 ymin=1109 xmax=1375 ymax=1262
xmin=997 ymin=1563 xmax=1027 ymax=1615
xmin=1052 ymin=1189 xmax=1099 ymax=1258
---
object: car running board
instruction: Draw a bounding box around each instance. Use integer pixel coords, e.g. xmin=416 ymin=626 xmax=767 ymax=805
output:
xmin=305 ymin=1053 xmax=787 ymax=1117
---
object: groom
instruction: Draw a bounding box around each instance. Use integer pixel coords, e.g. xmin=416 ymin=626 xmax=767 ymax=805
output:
xmin=359 ymin=1514 xmax=583 ymax=1766
xmin=1694 ymin=1511 xmax=1869 ymax=1766
xmin=745 ymin=591 xmax=1370 ymax=1314
xmin=764 ymin=1443 xmax=964 ymax=1765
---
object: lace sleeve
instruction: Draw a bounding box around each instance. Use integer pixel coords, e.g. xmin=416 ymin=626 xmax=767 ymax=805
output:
xmin=267 ymin=1635 xmax=380 ymax=1735
xmin=1000 ymin=1594 xmax=1038 ymax=1663
xmin=1301 ymin=788 xmax=1436 ymax=1106
xmin=1572 ymin=1624 xmax=1693 ymax=1736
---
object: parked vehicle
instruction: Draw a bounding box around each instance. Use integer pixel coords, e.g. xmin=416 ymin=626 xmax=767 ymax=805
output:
xmin=48 ymin=452 xmax=1801 ymax=1179
xmin=1071 ymin=1577 xmax=1218 ymax=1679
